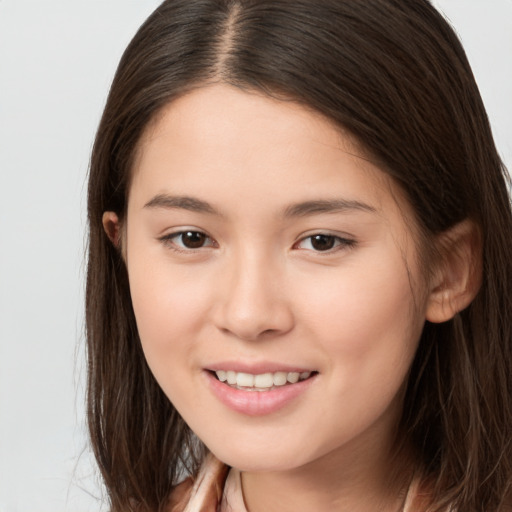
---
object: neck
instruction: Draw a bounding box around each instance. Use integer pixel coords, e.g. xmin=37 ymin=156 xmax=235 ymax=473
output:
xmin=240 ymin=430 xmax=415 ymax=512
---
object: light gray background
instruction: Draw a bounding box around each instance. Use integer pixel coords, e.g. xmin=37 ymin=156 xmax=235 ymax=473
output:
xmin=0 ymin=1 xmax=511 ymax=510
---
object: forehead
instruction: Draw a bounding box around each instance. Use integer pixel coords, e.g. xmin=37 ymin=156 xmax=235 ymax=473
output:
xmin=129 ymin=84 xmax=413 ymax=225
xmin=134 ymin=85 xmax=359 ymax=176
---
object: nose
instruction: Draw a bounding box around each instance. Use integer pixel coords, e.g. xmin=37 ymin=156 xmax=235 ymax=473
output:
xmin=213 ymin=252 xmax=294 ymax=341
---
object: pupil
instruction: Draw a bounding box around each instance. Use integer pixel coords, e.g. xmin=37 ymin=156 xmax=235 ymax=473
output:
xmin=183 ymin=231 xmax=206 ymax=248
xmin=311 ymin=234 xmax=335 ymax=251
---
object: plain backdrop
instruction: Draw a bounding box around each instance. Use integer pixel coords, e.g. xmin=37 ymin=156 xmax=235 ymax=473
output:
xmin=0 ymin=1 xmax=511 ymax=510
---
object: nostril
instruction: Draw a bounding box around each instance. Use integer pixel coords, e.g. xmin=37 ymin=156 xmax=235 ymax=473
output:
xmin=261 ymin=328 xmax=279 ymax=337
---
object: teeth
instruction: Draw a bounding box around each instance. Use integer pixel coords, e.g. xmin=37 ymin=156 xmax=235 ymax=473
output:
xmin=273 ymin=371 xmax=287 ymax=386
xmin=236 ymin=372 xmax=254 ymax=387
xmin=287 ymin=372 xmax=299 ymax=384
xmin=254 ymin=373 xmax=274 ymax=388
xmin=215 ymin=370 xmax=313 ymax=389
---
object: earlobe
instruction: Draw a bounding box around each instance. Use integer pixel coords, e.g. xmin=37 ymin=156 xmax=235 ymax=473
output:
xmin=102 ymin=211 xmax=122 ymax=248
xmin=425 ymin=219 xmax=482 ymax=323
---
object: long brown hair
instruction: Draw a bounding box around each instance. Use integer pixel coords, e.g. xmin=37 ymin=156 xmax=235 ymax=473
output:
xmin=86 ymin=1 xmax=512 ymax=510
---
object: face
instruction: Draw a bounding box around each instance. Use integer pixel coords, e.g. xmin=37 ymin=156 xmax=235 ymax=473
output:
xmin=123 ymin=85 xmax=431 ymax=473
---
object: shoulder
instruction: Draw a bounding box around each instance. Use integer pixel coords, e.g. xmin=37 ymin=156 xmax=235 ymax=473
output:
xmin=403 ymin=476 xmax=434 ymax=512
xmin=166 ymin=453 xmax=229 ymax=512
xmin=167 ymin=477 xmax=194 ymax=512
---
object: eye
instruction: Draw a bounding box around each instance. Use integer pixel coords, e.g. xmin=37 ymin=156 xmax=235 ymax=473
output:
xmin=160 ymin=230 xmax=216 ymax=251
xmin=295 ymin=234 xmax=355 ymax=252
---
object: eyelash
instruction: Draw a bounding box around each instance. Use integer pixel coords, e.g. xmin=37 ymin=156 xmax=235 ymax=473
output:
xmin=293 ymin=233 xmax=357 ymax=253
xmin=159 ymin=230 xmax=356 ymax=254
xmin=159 ymin=230 xmax=217 ymax=253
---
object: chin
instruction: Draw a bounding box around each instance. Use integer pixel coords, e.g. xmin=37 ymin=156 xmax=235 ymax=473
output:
xmin=206 ymin=439 xmax=316 ymax=473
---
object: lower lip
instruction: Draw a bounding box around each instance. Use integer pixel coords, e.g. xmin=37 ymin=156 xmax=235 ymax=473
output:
xmin=204 ymin=371 xmax=317 ymax=416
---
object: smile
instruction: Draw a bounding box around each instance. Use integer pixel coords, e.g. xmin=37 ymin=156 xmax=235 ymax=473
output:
xmin=205 ymin=367 xmax=318 ymax=415
xmin=214 ymin=370 xmax=313 ymax=391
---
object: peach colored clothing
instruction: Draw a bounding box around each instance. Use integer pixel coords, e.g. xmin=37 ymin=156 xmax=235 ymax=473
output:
xmin=167 ymin=453 xmax=435 ymax=512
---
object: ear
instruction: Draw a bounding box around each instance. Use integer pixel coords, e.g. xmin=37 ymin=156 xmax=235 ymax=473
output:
xmin=102 ymin=211 xmax=121 ymax=248
xmin=425 ymin=219 xmax=482 ymax=323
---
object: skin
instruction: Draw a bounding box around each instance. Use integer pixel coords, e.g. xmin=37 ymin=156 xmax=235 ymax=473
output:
xmin=104 ymin=85 xmax=475 ymax=511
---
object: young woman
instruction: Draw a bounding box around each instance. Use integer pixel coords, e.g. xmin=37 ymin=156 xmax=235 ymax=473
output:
xmin=86 ymin=1 xmax=512 ymax=511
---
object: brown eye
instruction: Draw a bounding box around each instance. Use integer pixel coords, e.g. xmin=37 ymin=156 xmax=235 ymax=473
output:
xmin=161 ymin=230 xmax=215 ymax=251
xmin=295 ymin=233 xmax=356 ymax=252
xmin=310 ymin=234 xmax=336 ymax=251
xmin=180 ymin=231 xmax=208 ymax=249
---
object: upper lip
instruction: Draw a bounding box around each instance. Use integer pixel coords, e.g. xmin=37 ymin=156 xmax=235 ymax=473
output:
xmin=205 ymin=361 xmax=316 ymax=374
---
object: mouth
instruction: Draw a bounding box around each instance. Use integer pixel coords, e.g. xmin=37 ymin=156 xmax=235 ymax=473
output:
xmin=205 ymin=367 xmax=318 ymax=415
xmin=210 ymin=370 xmax=317 ymax=391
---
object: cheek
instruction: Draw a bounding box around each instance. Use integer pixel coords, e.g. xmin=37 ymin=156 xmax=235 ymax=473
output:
xmin=306 ymin=260 xmax=419 ymax=343
xmin=292 ymin=259 xmax=423 ymax=447
xmin=128 ymin=261 xmax=213 ymax=411
xmin=126 ymin=239 xmax=213 ymax=373
xmin=131 ymin=271 xmax=205 ymax=336
xmin=297 ymin=250 xmax=425 ymax=397
xmin=134 ymin=291 xmax=206 ymax=366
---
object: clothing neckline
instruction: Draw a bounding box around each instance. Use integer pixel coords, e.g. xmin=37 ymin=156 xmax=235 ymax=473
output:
xmin=220 ymin=466 xmax=426 ymax=512
xmin=173 ymin=453 xmax=438 ymax=512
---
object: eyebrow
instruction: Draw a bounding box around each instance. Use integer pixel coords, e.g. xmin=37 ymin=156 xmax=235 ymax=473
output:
xmin=283 ymin=199 xmax=377 ymax=217
xmin=143 ymin=194 xmax=376 ymax=218
xmin=144 ymin=194 xmax=220 ymax=215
